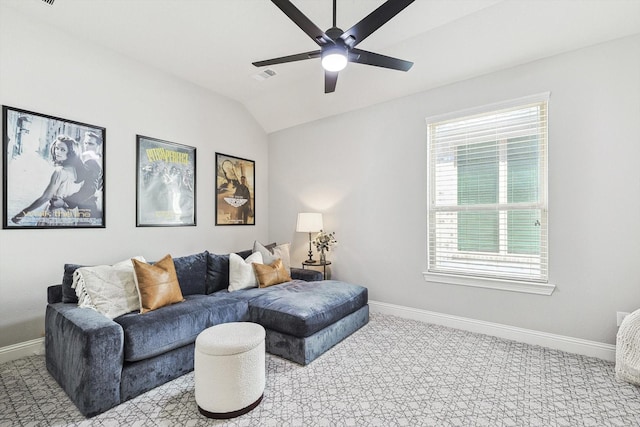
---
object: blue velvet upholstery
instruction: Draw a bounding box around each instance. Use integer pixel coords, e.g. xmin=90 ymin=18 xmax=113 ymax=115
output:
xmin=248 ymin=280 xmax=368 ymax=337
xmin=45 ymin=303 xmax=124 ymax=417
xmin=265 ymin=305 xmax=369 ymax=365
xmin=205 ymin=253 xmax=231 ymax=294
xmin=172 ymin=251 xmax=208 ymax=295
xmin=291 ymin=267 xmax=323 ymax=282
xmin=114 ymin=295 xmax=247 ymax=362
xmin=61 ymin=263 xmax=83 ymax=303
xmin=48 ymin=284 xmax=63 ymax=304
xmin=211 ymin=286 xmax=280 ymax=301
xmin=120 ymin=343 xmax=196 ymax=402
xmin=237 ymin=248 xmax=254 ymax=259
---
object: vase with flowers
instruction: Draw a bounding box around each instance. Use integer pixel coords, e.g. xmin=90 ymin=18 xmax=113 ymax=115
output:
xmin=313 ymin=230 xmax=337 ymax=264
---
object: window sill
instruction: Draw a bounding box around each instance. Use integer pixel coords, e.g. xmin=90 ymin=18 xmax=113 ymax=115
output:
xmin=422 ymin=272 xmax=555 ymax=295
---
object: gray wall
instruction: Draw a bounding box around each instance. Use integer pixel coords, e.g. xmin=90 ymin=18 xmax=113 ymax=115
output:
xmin=0 ymin=7 xmax=269 ymax=347
xmin=268 ymin=35 xmax=640 ymax=346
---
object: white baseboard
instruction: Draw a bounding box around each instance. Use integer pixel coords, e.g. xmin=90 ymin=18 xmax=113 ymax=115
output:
xmin=0 ymin=338 xmax=45 ymax=365
xmin=369 ymin=300 xmax=616 ymax=362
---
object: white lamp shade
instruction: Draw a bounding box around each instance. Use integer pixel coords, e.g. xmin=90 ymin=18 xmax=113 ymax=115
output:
xmin=296 ymin=213 xmax=323 ymax=233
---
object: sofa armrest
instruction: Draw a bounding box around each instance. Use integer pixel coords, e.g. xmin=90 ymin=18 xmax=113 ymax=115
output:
xmin=45 ymin=303 xmax=124 ymax=417
xmin=291 ymin=267 xmax=323 ymax=282
xmin=47 ymin=284 xmax=63 ymax=304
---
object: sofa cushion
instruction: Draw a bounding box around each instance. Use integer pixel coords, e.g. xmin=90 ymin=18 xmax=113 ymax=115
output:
xmin=228 ymin=252 xmax=263 ymax=291
xmin=114 ymin=295 xmax=248 ymax=362
xmin=73 ymin=257 xmax=145 ymax=319
xmin=290 ymin=267 xmax=323 ymax=282
xmin=253 ymin=241 xmax=291 ymax=274
xmin=248 ymin=280 xmax=368 ymax=338
xmin=172 ymin=251 xmax=208 ymax=295
xmin=254 ymin=259 xmax=292 ymax=288
xmin=132 ymin=255 xmax=184 ymax=314
xmin=205 ymin=253 xmax=231 ymax=294
xmin=205 ymin=244 xmax=274 ymax=294
xmin=62 ymin=264 xmax=83 ymax=303
xmin=210 ymin=286 xmax=280 ymax=302
xmin=61 ymin=251 xmax=208 ymax=304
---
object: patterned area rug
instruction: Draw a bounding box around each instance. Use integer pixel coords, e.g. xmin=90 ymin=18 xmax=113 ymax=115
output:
xmin=1 ymin=313 xmax=640 ymax=426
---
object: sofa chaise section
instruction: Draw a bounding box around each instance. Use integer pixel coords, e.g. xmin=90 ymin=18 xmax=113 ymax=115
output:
xmin=247 ymin=280 xmax=369 ymax=365
xmin=212 ymin=280 xmax=369 ymax=365
xmin=265 ymin=306 xmax=369 ymax=365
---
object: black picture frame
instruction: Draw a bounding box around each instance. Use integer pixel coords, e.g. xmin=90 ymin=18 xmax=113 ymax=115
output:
xmin=136 ymin=135 xmax=196 ymax=227
xmin=215 ymin=152 xmax=255 ymax=226
xmin=2 ymin=106 xmax=106 ymax=229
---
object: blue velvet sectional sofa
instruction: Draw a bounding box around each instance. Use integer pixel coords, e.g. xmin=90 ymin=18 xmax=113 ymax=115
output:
xmin=45 ymin=248 xmax=369 ymax=417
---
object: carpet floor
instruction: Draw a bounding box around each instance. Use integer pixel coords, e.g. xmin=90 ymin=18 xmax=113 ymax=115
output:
xmin=1 ymin=312 xmax=639 ymax=426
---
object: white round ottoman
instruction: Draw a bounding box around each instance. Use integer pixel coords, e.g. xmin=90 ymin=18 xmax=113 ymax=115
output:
xmin=195 ymin=322 xmax=266 ymax=419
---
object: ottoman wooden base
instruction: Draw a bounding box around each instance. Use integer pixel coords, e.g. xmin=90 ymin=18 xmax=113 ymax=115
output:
xmin=198 ymin=394 xmax=264 ymax=419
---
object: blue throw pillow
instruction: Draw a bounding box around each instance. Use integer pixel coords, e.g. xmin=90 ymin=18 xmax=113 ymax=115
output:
xmin=205 ymin=253 xmax=230 ymax=294
xmin=237 ymin=248 xmax=253 ymax=259
xmin=62 ymin=263 xmax=84 ymax=303
xmin=172 ymin=251 xmax=208 ymax=296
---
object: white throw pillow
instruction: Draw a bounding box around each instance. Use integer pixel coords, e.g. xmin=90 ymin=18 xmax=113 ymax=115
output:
xmin=72 ymin=256 xmax=145 ymax=319
xmin=228 ymin=252 xmax=263 ymax=292
xmin=272 ymin=243 xmax=291 ymax=274
xmin=253 ymin=241 xmax=291 ymax=274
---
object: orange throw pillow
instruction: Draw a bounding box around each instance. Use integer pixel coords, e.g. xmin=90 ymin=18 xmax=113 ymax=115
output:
xmin=253 ymin=259 xmax=292 ymax=288
xmin=132 ymin=254 xmax=184 ymax=313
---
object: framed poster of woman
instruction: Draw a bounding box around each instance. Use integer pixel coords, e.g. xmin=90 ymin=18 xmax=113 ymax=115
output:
xmin=2 ymin=106 xmax=106 ymax=229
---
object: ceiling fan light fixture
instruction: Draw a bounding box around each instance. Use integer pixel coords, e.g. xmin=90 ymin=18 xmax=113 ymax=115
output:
xmin=253 ymin=0 xmax=416 ymax=92
xmin=321 ymin=46 xmax=348 ymax=72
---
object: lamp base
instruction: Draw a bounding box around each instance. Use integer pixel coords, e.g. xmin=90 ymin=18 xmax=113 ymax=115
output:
xmin=306 ymin=234 xmax=316 ymax=264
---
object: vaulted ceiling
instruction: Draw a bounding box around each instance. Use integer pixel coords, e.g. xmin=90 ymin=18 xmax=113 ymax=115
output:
xmin=4 ymin=0 xmax=640 ymax=133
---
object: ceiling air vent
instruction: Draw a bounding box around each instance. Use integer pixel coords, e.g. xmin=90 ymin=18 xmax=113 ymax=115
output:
xmin=42 ymin=0 xmax=55 ymax=5
xmin=252 ymin=69 xmax=277 ymax=82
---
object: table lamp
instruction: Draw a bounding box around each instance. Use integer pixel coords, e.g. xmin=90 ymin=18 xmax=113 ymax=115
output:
xmin=296 ymin=212 xmax=323 ymax=264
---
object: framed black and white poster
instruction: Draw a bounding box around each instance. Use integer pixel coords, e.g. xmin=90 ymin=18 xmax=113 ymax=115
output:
xmin=136 ymin=135 xmax=196 ymax=227
xmin=215 ymin=152 xmax=255 ymax=225
xmin=2 ymin=106 xmax=106 ymax=229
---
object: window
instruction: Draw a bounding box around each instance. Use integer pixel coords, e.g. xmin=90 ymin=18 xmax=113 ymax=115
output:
xmin=426 ymin=94 xmax=549 ymax=289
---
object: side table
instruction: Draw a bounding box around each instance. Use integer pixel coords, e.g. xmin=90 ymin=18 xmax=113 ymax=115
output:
xmin=302 ymin=260 xmax=331 ymax=279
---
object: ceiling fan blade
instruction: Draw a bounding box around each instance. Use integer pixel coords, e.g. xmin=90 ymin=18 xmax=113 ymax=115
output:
xmin=253 ymin=50 xmax=321 ymax=67
xmin=350 ymin=48 xmax=413 ymax=71
xmin=272 ymin=0 xmax=332 ymax=46
xmin=325 ymin=71 xmax=338 ymax=93
xmin=340 ymin=0 xmax=414 ymax=47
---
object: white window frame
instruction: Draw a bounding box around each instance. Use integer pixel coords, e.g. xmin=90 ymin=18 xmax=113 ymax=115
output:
xmin=423 ymin=93 xmax=555 ymax=295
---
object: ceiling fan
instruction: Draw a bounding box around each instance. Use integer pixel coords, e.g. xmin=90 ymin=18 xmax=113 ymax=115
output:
xmin=253 ymin=0 xmax=415 ymax=93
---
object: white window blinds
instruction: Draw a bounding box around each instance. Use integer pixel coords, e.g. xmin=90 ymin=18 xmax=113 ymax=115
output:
xmin=427 ymin=94 xmax=549 ymax=283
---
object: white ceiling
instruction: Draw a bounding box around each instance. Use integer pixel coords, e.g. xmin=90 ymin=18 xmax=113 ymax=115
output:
xmin=4 ymin=0 xmax=640 ymax=133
